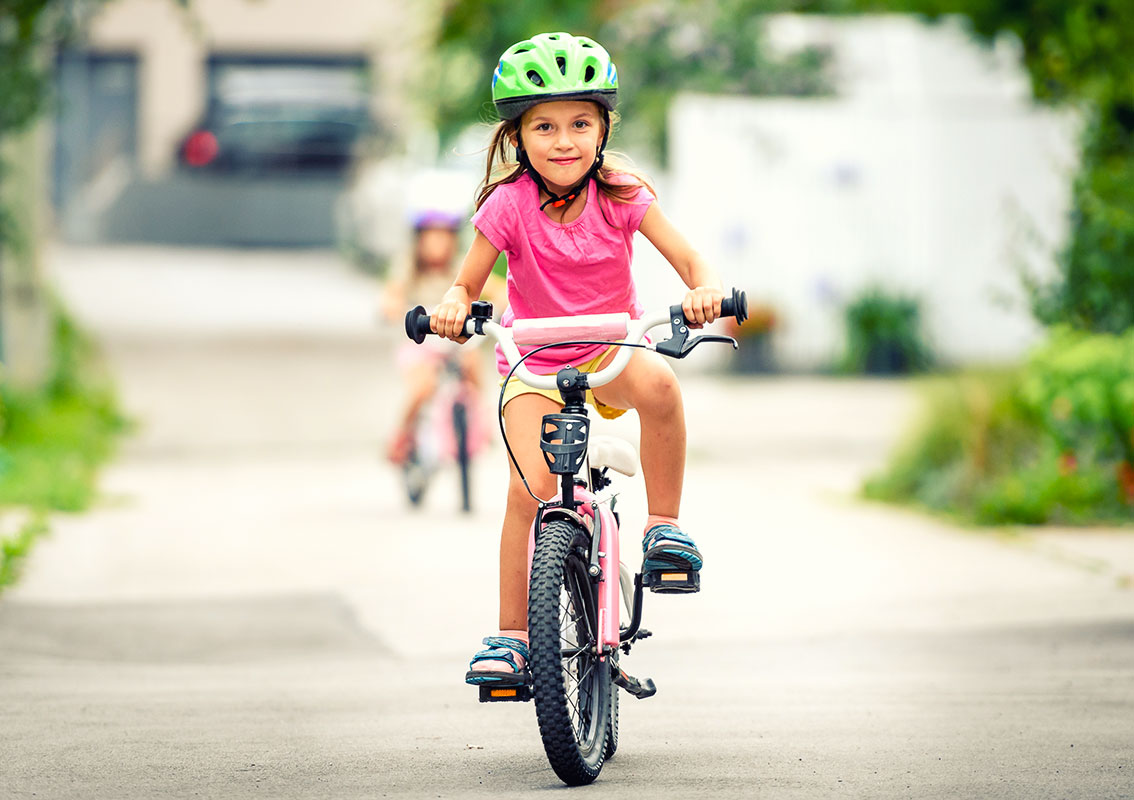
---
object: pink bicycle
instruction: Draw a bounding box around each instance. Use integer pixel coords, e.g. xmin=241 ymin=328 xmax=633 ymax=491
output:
xmin=400 ymin=350 xmax=489 ymax=513
xmin=406 ymin=289 xmax=748 ymax=785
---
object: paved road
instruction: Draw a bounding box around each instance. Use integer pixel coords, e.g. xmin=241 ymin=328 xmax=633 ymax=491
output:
xmin=2 ymin=245 xmax=1132 ymax=799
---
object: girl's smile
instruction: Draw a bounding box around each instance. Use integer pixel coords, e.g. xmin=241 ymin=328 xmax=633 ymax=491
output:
xmin=517 ymin=101 xmax=604 ymax=197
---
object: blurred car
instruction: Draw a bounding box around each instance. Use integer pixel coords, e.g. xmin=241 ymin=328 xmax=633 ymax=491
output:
xmin=178 ymin=60 xmax=374 ymax=174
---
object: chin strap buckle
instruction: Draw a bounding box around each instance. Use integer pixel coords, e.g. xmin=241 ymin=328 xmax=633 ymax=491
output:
xmin=545 ymin=192 xmax=578 ymax=210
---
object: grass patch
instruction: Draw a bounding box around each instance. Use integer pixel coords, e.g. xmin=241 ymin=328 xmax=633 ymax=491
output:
xmin=0 ymin=301 xmax=127 ymax=589
xmin=865 ymin=328 xmax=1134 ymax=526
xmin=0 ymin=384 xmax=124 ymax=510
xmin=0 ymin=513 xmax=48 ymax=589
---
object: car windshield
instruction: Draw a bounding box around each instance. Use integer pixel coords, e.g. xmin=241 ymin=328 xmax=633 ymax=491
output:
xmin=213 ymin=64 xmax=368 ymax=117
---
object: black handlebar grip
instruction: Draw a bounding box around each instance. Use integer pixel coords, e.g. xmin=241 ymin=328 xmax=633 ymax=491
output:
xmin=405 ymin=305 xmax=433 ymax=344
xmin=721 ymin=288 xmax=748 ymax=324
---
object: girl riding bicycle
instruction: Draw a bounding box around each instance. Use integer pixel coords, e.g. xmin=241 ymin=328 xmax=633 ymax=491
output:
xmin=384 ymin=196 xmax=485 ymax=467
xmin=428 ymin=32 xmax=725 ymax=685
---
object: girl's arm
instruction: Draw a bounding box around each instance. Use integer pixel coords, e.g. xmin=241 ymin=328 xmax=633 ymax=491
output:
xmin=431 ymin=230 xmax=500 ymax=341
xmin=637 ymin=203 xmax=724 ymax=326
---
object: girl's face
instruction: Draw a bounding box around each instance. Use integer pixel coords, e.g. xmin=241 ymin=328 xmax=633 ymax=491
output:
xmin=516 ymin=100 xmax=605 ymax=196
xmin=416 ymin=226 xmax=458 ymax=272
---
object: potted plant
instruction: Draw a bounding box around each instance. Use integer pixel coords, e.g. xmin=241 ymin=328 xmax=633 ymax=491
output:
xmin=841 ymin=286 xmax=933 ymax=375
xmin=724 ymin=300 xmax=779 ymax=373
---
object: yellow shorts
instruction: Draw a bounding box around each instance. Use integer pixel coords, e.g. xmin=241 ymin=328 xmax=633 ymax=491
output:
xmin=499 ymin=346 xmax=628 ymax=420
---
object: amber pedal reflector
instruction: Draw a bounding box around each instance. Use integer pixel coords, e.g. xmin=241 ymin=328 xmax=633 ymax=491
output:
xmin=491 ymin=688 xmax=518 ymax=698
xmin=661 ymin=573 xmax=688 ymax=581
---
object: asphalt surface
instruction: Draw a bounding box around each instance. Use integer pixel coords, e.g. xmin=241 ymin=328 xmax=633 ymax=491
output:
xmin=2 ymin=245 xmax=1132 ymax=799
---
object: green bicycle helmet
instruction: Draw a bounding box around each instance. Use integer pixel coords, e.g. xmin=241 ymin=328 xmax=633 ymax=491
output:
xmin=492 ymin=32 xmax=618 ymax=122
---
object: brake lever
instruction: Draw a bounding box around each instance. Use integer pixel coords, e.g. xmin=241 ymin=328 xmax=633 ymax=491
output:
xmin=655 ymin=304 xmax=739 ymax=359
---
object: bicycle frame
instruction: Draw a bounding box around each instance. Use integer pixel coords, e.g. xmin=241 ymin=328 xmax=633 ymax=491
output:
xmin=402 ymin=350 xmax=486 ymax=511
xmin=406 ymin=290 xmax=746 ymax=643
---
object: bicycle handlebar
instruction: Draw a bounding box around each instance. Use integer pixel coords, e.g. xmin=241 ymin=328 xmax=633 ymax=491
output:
xmin=405 ymin=288 xmax=748 ymax=392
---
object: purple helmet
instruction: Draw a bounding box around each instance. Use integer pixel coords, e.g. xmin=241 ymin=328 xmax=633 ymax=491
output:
xmin=411 ymin=209 xmax=464 ymax=231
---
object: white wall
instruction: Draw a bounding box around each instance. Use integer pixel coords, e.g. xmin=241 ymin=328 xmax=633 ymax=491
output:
xmin=667 ymin=15 xmax=1077 ymax=368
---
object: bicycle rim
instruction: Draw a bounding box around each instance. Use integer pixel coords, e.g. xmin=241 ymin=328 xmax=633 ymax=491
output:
xmin=529 ymin=519 xmax=611 ymax=785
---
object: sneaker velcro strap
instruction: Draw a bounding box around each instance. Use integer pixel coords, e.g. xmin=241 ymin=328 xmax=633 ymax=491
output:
xmin=643 ymin=525 xmax=703 ymax=572
xmin=470 ymin=636 xmax=529 ymax=672
xmin=643 ymin=525 xmax=697 ymax=552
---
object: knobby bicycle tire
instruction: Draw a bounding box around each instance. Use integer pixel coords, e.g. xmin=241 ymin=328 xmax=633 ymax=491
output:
xmin=403 ymin=447 xmax=427 ymax=506
xmin=528 ymin=519 xmax=611 ymax=785
xmin=452 ymin=399 xmax=471 ymax=513
xmin=605 ymin=651 xmax=619 ymax=760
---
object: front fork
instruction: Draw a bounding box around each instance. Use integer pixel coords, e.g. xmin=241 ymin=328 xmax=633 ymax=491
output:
xmin=528 ymin=485 xmax=623 ymax=654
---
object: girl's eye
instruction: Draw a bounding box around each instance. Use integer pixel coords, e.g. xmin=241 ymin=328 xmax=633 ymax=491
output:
xmin=534 ymin=123 xmax=552 ymax=132
xmin=574 ymin=120 xmax=590 ymax=129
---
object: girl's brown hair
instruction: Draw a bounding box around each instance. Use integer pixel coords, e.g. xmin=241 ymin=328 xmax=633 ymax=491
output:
xmin=475 ymin=109 xmax=655 ymax=225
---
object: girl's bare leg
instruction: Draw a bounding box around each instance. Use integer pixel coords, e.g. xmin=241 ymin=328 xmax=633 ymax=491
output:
xmin=388 ymin=360 xmax=440 ymax=461
xmin=398 ymin=360 xmax=440 ymax=431
xmin=498 ymin=392 xmax=560 ymax=631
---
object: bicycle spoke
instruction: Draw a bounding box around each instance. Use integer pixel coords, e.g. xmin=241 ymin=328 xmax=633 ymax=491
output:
xmin=560 ymin=588 xmax=585 ymax=631
xmin=566 ymin=687 xmax=583 ymax=725
xmin=577 ymin=659 xmax=597 ymax=685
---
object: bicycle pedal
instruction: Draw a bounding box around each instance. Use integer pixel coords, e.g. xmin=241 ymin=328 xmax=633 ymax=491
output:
xmin=643 ymin=570 xmax=700 ymax=594
xmin=477 ymin=683 xmax=532 ymax=703
xmin=612 ymin=668 xmax=657 ymax=700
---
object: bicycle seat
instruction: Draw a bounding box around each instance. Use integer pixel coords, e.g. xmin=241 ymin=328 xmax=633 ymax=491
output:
xmin=589 ymin=435 xmax=638 ymax=477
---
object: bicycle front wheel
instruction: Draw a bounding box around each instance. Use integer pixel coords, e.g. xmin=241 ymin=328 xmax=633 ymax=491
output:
xmin=402 ymin=447 xmax=428 ymax=507
xmin=528 ymin=519 xmax=611 ymax=786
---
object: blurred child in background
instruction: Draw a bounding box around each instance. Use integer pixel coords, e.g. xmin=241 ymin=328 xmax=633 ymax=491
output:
xmin=382 ymin=205 xmax=483 ymax=464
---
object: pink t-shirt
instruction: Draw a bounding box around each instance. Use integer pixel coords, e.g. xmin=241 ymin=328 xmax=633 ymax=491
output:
xmin=472 ymin=173 xmax=655 ymax=375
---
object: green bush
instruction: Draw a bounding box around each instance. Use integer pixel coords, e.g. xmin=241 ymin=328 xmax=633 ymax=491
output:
xmin=0 ymin=301 xmax=126 ymax=588
xmin=841 ymin=286 xmax=934 ymax=375
xmin=866 ymin=327 xmax=1134 ymax=525
xmin=1029 ymin=114 xmax=1134 ymax=333
xmin=0 ymin=302 xmax=126 ymax=510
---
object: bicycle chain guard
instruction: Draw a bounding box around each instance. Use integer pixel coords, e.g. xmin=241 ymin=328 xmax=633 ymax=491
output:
xmin=540 ymin=413 xmax=590 ymax=475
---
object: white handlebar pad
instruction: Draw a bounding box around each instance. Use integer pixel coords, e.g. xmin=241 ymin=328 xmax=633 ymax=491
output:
xmin=472 ymin=308 xmax=672 ymax=392
xmin=512 ymin=312 xmax=630 ymax=345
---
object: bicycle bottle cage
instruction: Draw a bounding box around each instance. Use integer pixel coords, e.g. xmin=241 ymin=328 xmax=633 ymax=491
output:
xmin=540 ymin=413 xmax=590 ymax=475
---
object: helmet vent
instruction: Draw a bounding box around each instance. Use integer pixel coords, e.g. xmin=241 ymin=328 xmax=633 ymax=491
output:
xmin=584 ymin=65 xmax=596 ymax=82
xmin=513 ymin=47 xmax=531 ymax=54
xmin=556 ymin=56 xmax=567 ymax=75
xmin=526 ymin=70 xmax=545 ymax=87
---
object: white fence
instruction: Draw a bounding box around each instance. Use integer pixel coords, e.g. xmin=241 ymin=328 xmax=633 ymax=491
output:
xmin=664 ymin=16 xmax=1077 ymax=369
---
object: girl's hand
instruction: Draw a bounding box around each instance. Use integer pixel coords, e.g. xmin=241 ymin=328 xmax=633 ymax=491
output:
xmin=431 ymin=289 xmax=471 ymax=342
xmin=683 ymin=286 xmax=725 ymax=328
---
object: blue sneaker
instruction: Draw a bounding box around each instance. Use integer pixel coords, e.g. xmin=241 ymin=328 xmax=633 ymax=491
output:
xmin=642 ymin=524 xmax=702 ymax=594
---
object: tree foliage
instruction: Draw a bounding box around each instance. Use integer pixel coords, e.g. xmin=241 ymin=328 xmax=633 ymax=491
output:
xmin=0 ymin=0 xmax=68 ymax=137
xmin=0 ymin=0 xmax=79 ymax=250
